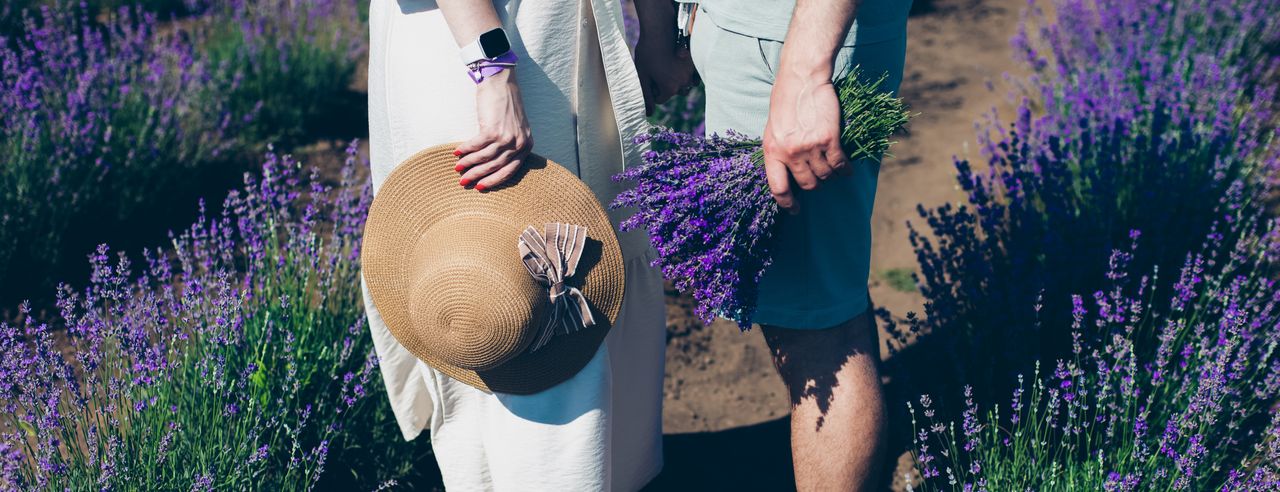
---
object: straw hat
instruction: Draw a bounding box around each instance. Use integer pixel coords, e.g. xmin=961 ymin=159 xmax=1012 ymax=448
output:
xmin=362 ymin=143 xmax=625 ymax=395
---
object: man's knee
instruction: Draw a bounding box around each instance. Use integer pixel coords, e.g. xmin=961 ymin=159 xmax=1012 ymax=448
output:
xmin=762 ymin=311 xmax=879 ymax=406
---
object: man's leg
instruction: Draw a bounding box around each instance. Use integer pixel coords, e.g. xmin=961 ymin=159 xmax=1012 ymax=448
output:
xmin=761 ymin=310 xmax=885 ymax=491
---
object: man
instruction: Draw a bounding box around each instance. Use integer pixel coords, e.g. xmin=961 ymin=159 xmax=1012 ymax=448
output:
xmin=639 ymin=0 xmax=910 ymax=489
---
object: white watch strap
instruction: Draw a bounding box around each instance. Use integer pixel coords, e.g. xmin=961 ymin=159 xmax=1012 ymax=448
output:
xmin=459 ymin=38 xmax=488 ymax=66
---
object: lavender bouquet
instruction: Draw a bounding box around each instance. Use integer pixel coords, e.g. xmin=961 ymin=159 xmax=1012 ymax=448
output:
xmin=613 ymin=70 xmax=909 ymax=328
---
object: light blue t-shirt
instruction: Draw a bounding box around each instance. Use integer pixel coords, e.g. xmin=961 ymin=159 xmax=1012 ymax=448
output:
xmin=694 ymin=0 xmax=911 ymax=46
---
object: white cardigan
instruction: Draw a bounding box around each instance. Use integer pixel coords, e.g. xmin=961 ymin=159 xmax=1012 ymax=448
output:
xmin=364 ymin=0 xmax=664 ymax=490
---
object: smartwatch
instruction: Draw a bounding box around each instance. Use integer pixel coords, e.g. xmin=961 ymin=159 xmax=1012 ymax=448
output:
xmin=459 ymin=27 xmax=512 ymax=66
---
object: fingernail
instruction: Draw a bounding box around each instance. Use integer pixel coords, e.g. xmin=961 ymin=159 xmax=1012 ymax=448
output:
xmin=453 ymin=149 xmax=462 ymax=157
xmin=454 ymin=164 xmax=465 ymax=173
xmin=459 ymin=178 xmax=471 ymax=187
xmin=475 ymin=184 xmax=488 ymax=192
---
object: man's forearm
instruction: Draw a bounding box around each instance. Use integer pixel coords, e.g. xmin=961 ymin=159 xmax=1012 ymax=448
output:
xmin=778 ymin=0 xmax=859 ymax=79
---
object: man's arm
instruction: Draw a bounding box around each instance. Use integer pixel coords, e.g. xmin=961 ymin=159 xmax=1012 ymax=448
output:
xmin=762 ymin=0 xmax=858 ymax=211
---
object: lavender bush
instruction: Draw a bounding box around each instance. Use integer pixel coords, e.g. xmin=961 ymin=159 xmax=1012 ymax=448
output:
xmin=905 ymin=214 xmax=1280 ymax=490
xmin=614 ymin=71 xmax=909 ymax=328
xmin=1 ymin=2 xmax=204 ymax=57
xmin=0 ymin=1 xmax=37 ymax=33
xmin=0 ymin=143 xmax=427 ymax=489
xmin=0 ymin=3 xmax=244 ymax=298
xmin=892 ymin=0 xmax=1280 ymax=401
xmin=198 ymin=0 xmax=366 ymax=146
xmin=650 ymin=84 xmax=706 ymax=136
xmin=0 ymin=0 xmax=368 ymax=305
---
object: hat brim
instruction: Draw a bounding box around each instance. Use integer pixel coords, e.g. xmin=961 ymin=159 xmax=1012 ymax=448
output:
xmin=362 ymin=143 xmax=625 ymax=395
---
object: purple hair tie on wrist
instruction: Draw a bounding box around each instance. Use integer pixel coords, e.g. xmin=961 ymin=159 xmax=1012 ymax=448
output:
xmin=468 ymin=51 xmax=518 ymax=84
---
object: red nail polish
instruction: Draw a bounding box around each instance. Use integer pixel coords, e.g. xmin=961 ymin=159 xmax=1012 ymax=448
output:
xmin=459 ymin=178 xmax=471 ymax=187
xmin=454 ymin=164 xmax=465 ymax=173
xmin=475 ymin=184 xmax=488 ymax=192
xmin=453 ymin=149 xmax=462 ymax=157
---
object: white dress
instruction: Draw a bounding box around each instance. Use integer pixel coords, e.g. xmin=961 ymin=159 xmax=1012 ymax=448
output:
xmin=364 ymin=0 xmax=665 ymax=490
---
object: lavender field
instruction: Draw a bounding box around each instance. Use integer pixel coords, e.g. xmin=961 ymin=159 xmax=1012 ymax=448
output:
xmin=1 ymin=0 xmax=1279 ymax=490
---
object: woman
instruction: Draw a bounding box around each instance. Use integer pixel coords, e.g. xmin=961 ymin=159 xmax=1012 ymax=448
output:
xmin=364 ymin=0 xmax=693 ymax=489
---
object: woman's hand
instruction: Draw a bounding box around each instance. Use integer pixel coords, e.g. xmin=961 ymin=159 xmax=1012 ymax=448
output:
xmin=454 ymin=69 xmax=533 ymax=191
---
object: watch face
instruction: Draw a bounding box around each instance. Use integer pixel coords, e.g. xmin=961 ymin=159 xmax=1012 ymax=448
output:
xmin=480 ymin=28 xmax=511 ymax=59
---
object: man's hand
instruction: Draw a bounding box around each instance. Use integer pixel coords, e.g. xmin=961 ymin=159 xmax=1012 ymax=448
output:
xmin=633 ymin=0 xmax=698 ymax=115
xmin=760 ymin=0 xmax=859 ymax=212
xmin=762 ymin=73 xmax=847 ymax=211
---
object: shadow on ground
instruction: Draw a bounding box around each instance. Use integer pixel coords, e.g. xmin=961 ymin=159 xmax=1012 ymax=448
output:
xmin=347 ymin=417 xmax=797 ymax=491
xmin=644 ymin=417 xmax=795 ymax=491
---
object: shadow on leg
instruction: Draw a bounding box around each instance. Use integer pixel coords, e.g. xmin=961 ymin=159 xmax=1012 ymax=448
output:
xmin=761 ymin=308 xmax=886 ymax=491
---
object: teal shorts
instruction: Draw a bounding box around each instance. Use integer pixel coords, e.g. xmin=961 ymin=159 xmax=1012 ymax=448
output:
xmin=690 ymin=9 xmax=907 ymax=329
